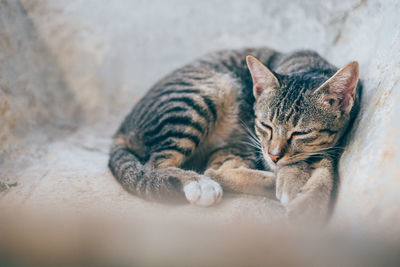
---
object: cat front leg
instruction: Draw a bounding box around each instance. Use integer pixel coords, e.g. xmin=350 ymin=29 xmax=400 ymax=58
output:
xmin=275 ymin=162 xmax=311 ymax=206
xmin=204 ymin=147 xmax=276 ymax=197
xmin=286 ymin=158 xmax=334 ymax=223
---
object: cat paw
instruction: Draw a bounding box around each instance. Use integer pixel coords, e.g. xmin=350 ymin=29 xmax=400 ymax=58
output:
xmin=275 ymin=163 xmax=310 ymax=207
xmin=276 ymin=178 xmax=304 ymax=207
xmin=183 ymin=176 xmax=223 ymax=207
xmin=286 ymin=190 xmax=329 ymax=224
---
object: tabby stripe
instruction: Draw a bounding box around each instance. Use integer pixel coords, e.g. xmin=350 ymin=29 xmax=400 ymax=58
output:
xmin=145 ymin=130 xmax=201 ymax=147
xmin=301 ymin=136 xmax=319 ymax=143
xmin=154 ymin=96 xmax=211 ymax=121
xmin=202 ymin=95 xmax=217 ymax=121
xmin=154 ymin=89 xmax=200 ymax=98
xmin=219 ymin=61 xmax=232 ymax=72
xmin=219 ymin=156 xmax=236 ymax=164
xmin=138 ymin=89 xmax=200 ymax=124
xmin=186 ymin=75 xmax=207 ymax=81
xmin=112 ymin=148 xmax=135 ymax=165
xmin=152 ymin=153 xmax=172 ymax=163
xmin=110 ymin=146 xmax=126 ymax=160
xmin=132 ymin=99 xmax=153 ymax=126
xmin=153 ymin=136 xmax=197 ymax=151
xmin=292 ymin=113 xmax=301 ymax=128
xmin=269 ymin=108 xmax=276 ymax=121
xmin=144 ymin=116 xmax=204 ymax=137
xmin=139 ymin=96 xmax=203 ymax=125
xmin=282 ymin=52 xmax=319 ymax=64
xmin=136 ymin=176 xmax=146 ymax=195
xmin=286 ymin=88 xmax=304 ymax=121
xmin=319 ymin=129 xmax=338 ymax=135
xmin=152 ymin=144 xmax=193 ymax=156
xmin=229 ymin=56 xmax=240 ymax=71
xmin=119 ymin=161 xmax=135 ymax=175
xmin=266 ymin=52 xmax=278 ymax=68
xmin=139 ymin=106 xmax=188 ymax=129
xmin=162 ymin=80 xmax=193 ymax=88
xmin=277 ymin=81 xmax=296 ymax=119
xmin=114 ymin=154 xmax=135 ymax=167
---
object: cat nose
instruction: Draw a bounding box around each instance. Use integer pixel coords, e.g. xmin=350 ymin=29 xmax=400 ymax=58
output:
xmin=268 ymin=152 xmax=282 ymax=163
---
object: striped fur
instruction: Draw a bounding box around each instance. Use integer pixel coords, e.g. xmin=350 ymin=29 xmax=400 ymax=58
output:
xmin=108 ymin=47 xmax=361 ymax=215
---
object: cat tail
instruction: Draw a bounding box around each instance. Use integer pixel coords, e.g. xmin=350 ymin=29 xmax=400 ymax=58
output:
xmin=108 ymin=141 xmax=183 ymax=202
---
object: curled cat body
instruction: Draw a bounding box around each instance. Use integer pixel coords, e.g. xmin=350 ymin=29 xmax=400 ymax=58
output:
xmin=109 ymin=47 xmax=361 ymax=221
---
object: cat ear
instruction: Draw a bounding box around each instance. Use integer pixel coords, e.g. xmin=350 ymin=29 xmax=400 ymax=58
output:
xmin=246 ymin=55 xmax=280 ymax=100
xmin=316 ymin=61 xmax=359 ymax=113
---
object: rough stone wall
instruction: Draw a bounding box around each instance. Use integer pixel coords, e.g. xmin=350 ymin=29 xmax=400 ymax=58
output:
xmin=323 ymin=0 xmax=400 ymax=233
xmin=18 ymin=0 xmax=366 ymax=115
xmin=0 ymin=1 xmax=80 ymax=166
xmin=1 ymin=0 xmax=400 ymax=236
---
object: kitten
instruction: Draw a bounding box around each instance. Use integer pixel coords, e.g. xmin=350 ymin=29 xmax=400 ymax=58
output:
xmin=108 ymin=48 xmax=360 ymax=220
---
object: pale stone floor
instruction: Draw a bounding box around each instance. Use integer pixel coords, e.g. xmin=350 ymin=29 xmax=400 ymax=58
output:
xmin=0 ymin=113 xmax=284 ymax=225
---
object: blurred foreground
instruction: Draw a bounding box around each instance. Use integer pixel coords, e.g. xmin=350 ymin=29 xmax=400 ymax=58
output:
xmin=1 ymin=208 xmax=400 ymax=267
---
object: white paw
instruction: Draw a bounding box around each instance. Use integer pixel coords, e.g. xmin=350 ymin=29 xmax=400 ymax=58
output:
xmin=280 ymin=193 xmax=290 ymax=206
xmin=183 ymin=176 xmax=223 ymax=207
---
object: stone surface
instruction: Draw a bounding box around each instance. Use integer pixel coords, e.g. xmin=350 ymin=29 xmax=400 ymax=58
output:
xmin=1 ymin=0 xmax=400 ymax=256
xmin=0 ymin=1 xmax=80 ymax=151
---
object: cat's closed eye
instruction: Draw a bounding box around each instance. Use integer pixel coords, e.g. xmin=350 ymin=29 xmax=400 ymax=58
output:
xmin=260 ymin=122 xmax=273 ymax=139
xmin=288 ymin=130 xmax=313 ymax=142
xmin=260 ymin=122 xmax=272 ymax=131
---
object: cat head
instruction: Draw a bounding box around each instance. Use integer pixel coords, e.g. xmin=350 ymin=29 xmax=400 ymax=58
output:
xmin=246 ymin=55 xmax=359 ymax=169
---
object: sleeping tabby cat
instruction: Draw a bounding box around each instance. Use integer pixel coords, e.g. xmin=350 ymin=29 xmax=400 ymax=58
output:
xmin=109 ymin=47 xmax=360 ymax=219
